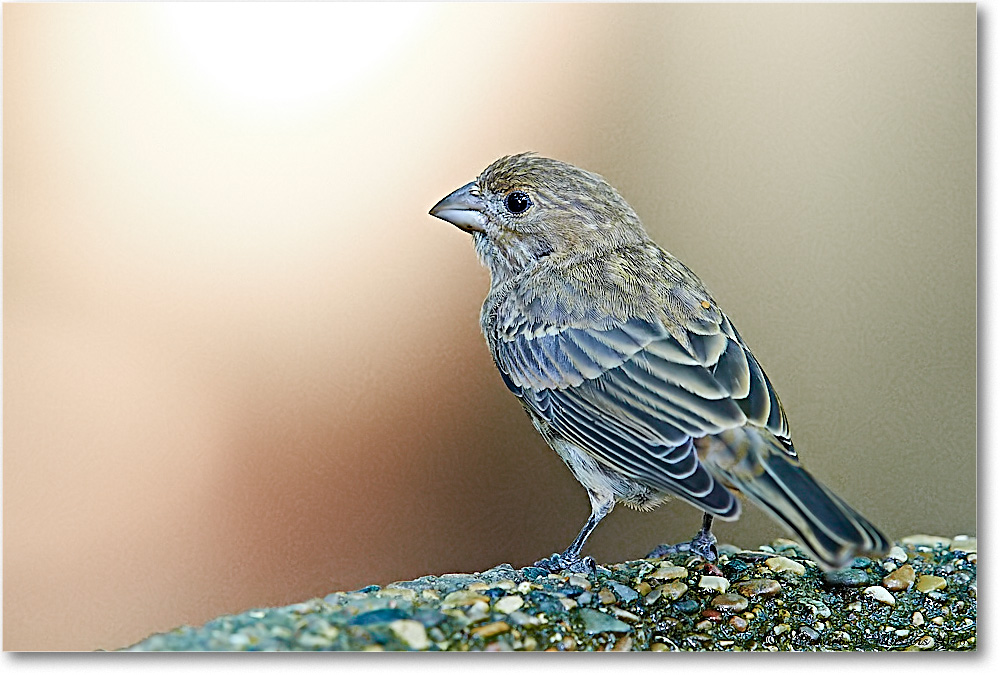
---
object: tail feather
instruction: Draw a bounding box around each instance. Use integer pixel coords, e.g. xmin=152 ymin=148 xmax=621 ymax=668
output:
xmin=707 ymin=429 xmax=891 ymax=569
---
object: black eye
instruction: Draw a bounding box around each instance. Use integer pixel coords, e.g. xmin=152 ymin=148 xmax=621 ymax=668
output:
xmin=504 ymin=191 xmax=532 ymax=215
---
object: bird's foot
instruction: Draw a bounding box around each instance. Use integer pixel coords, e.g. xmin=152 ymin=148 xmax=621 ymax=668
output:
xmin=649 ymin=529 xmax=719 ymax=562
xmin=532 ymin=552 xmax=599 ymax=575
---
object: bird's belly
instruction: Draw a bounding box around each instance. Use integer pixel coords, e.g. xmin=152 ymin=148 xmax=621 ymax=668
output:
xmin=549 ymin=437 xmax=671 ymax=511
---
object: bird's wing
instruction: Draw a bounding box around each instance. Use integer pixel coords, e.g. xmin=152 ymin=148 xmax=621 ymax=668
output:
xmin=491 ymin=309 xmax=793 ymax=518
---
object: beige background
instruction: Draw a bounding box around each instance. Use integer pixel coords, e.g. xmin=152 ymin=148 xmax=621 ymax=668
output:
xmin=3 ymin=3 xmax=976 ymax=651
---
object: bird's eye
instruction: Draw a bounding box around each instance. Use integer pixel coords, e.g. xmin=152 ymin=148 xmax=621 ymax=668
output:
xmin=504 ymin=191 xmax=532 ymax=215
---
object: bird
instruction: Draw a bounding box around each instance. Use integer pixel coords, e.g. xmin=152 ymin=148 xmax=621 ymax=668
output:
xmin=429 ymin=152 xmax=891 ymax=573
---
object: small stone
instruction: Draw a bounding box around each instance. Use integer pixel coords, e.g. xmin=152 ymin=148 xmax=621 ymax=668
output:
xmin=698 ymin=576 xmax=730 ymax=593
xmin=494 ymin=579 xmax=517 ymax=591
xmin=598 ymin=588 xmax=617 ymax=605
xmin=378 ymin=587 xmax=417 ymax=602
xmin=916 ymin=575 xmax=947 ymax=593
xmin=773 ymin=623 xmax=791 ymax=636
xmin=577 ymin=608 xmax=631 ymax=635
xmin=606 ymin=580 xmax=640 ymax=603
xmin=471 ymin=621 xmax=510 ymax=638
xmin=610 ymin=635 xmax=633 ymax=651
xmin=674 ymin=599 xmax=700 ymax=614
xmin=635 ymin=581 xmax=653 ymax=596
xmin=517 ymin=581 xmax=534 ymax=594
xmin=559 ymin=597 xmax=578 ymax=610
xmin=900 ymin=535 xmax=952 ymax=548
xmin=765 ymin=556 xmax=806 ymax=575
xmin=567 ymin=575 xmax=592 ymax=591
xmin=466 ymin=582 xmax=490 ymax=592
xmin=882 ymin=561 xmax=897 ymax=573
xmin=651 ymin=564 xmax=688 ymax=580
xmin=931 ymin=616 xmax=944 ymax=626
xmin=950 ymin=536 xmax=977 ymax=553
xmin=506 ymin=610 xmax=541 ymax=627
xmin=710 ymin=593 xmax=749 ymax=613
xmin=466 ymin=601 xmax=490 ymax=623
xmin=895 ymin=629 xmax=910 ymax=638
xmin=650 ymin=642 xmax=670 ymax=651
xmin=822 ymin=569 xmax=870 ymax=588
xmin=864 ymin=586 xmax=895 ymax=606
xmin=797 ymin=626 xmax=820 ymax=643
xmin=644 ymin=588 xmax=662 ymax=605
xmin=659 ymin=581 xmax=688 ymax=600
xmin=886 ymin=546 xmax=908 ymax=563
xmin=882 ymin=564 xmax=916 ymax=591
xmin=493 ymin=595 xmax=524 ymax=614
xmin=389 ymin=620 xmax=430 ymax=650
xmin=441 ymin=590 xmax=490 ymax=608
xmin=912 ymin=611 xmax=924 ymax=627
xmin=609 ymin=607 xmax=642 ymax=623
xmin=733 ymin=578 xmax=782 ymax=598
xmin=728 ymin=615 xmax=749 ymax=632
xmin=694 ymin=619 xmax=714 ymax=631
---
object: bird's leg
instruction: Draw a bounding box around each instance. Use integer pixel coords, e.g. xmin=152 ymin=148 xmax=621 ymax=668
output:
xmin=649 ymin=513 xmax=719 ymax=562
xmin=533 ymin=490 xmax=614 ymax=575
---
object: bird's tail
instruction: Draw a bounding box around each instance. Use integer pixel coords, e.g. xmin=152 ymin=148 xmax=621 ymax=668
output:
xmin=705 ymin=428 xmax=891 ymax=570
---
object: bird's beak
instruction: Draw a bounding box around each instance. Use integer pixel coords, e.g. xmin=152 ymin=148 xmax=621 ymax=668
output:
xmin=429 ymin=182 xmax=487 ymax=233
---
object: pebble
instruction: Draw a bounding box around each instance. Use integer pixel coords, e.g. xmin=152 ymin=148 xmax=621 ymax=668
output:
xmin=650 ymin=642 xmax=670 ymax=651
xmin=912 ymin=611 xmax=924 ymax=627
xmin=493 ymin=595 xmax=524 ymax=614
xmin=606 ymin=580 xmax=640 ymax=603
xmin=698 ymin=576 xmax=730 ymax=593
xmin=559 ymin=597 xmax=578 ymax=611
xmin=659 ymin=581 xmax=688 ymax=600
xmin=882 ymin=564 xmax=916 ymax=591
xmin=609 ymin=607 xmax=642 ymax=624
xmin=644 ymin=588 xmax=662 ymax=605
xmin=797 ymin=626 xmax=820 ymax=643
xmin=822 ymin=569 xmax=870 ymax=588
xmin=610 ymin=635 xmax=633 ymax=651
xmin=733 ymin=578 xmax=782 ymax=598
xmin=389 ymin=620 xmax=430 ymax=650
xmin=950 ymin=536 xmax=977 ymax=553
xmin=863 ymin=586 xmax=896 ymax=606
xmin=711 ymin=593 xmax=749 ymax=613
xmin=900 ymin=535 xmax=952 ymax=548
xmin=598 ymin=588 xmax=617 ymax=605
xmin=635 ymin=581 xmax=653 ymax=597
xmin=651 ymin=564 xmax=688 ymax=580
xmin=886 ymin=546 xmax=908 ymax=563
xmin=673 ymin=599 xmax=700 ymax=614
xmin=773 ymin=623 xmax=791 ymax=636
xmin=441 ymin=590 xmax=489 ymax=608
xmin=765 ymin=556 xmax=806 ymax=575
xmin=908 ymin=635 xmax=936 ymax=651
xmin=506 ymin=610 xmax=541 ymax=627
xmin=470 ymin=621 xmax=510 ymax=638
xmin=577 ymin=608 xmax=631 ymax=635
xmin=916 ymin=575 xmax=947 ymax=593
xmin=728 ymin=615 xmax=749 ymax=632
xmin=567 ymin=575 xmax=592 ymax=591
xmin=466 ymin=582 xmax=490 ymax=592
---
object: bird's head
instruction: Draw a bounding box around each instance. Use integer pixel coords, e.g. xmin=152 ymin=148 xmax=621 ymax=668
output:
xmin=430 ymin=153 xmax=648 ymax=283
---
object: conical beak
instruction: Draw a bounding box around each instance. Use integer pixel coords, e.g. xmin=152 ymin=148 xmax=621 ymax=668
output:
xmin=429 ymin=182 xmax=487 ymax=233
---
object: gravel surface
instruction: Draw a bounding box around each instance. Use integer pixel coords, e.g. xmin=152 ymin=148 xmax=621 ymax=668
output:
xmin=124 ymin=534 xmax=976 ymax=652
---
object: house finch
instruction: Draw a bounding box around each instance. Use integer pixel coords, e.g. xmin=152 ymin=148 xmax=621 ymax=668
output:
xmin=429 ymin=153 xmax=890 ymax=572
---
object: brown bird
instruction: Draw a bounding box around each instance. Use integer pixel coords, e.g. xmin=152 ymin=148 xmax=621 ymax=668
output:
xmin=430 ymin=153 xmax=890 ymax=573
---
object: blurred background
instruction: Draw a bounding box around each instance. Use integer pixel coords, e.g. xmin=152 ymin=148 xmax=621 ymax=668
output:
xmin=3 ymin=3 xmax=975 ymax=651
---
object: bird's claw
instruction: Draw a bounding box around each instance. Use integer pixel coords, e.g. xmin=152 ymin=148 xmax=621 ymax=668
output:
xmin=649 ymin=530 xmax=719 ymax=562
xmin=532 ymin=552 xmax=599 ymax=575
